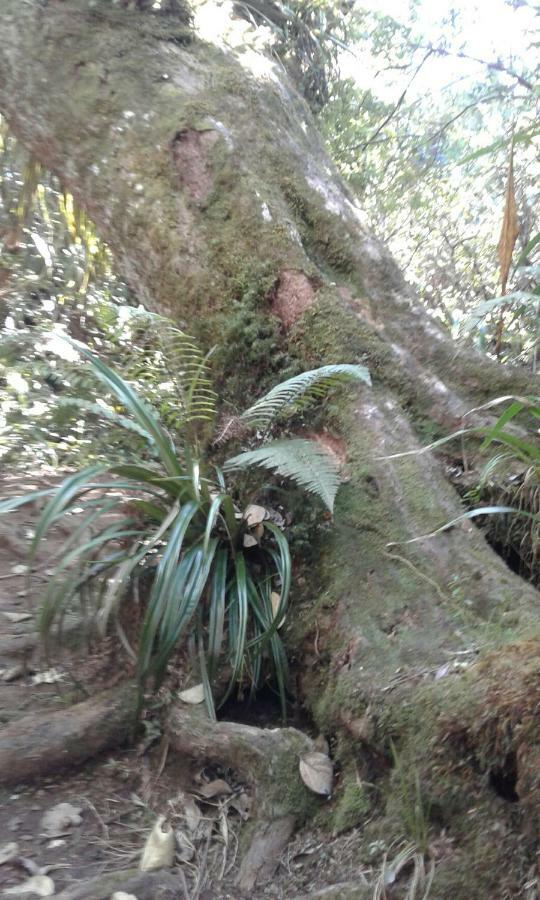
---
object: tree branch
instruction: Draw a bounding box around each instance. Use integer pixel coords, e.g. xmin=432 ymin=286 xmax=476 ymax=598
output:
xmin=427 ymin=44 xmax=535 ymax=92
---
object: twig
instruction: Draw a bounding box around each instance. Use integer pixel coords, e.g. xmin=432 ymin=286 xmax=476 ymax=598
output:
xmin=156 ymin=736 xmax=170 ymax=779
xmin=81 ymin=796 xmax=110 ymax=842
xmin=383 ymin=550 xmax=448 ymax=602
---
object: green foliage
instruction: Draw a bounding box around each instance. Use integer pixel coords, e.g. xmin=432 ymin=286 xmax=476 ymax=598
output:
xmin=239 ymin=363 xmax=370 ymax=428
xmin=373 ymin=842 xmax=434 ymax=900
xmin=0 ymin=341 xmax=367 ymax=714
xmin=0 ymin=123 xmax=141 ymax=467
xmin=234 ymin=0 xmax=355 ymax=111
xmin=225 ymin=438 xmax=342 ymax=512
xmin=386 ymin=396 xmax=539 ymax=580
xmin=318 ymin=3 xmax=539 ymax=367
xmin=390 ymin=743 xmax=431 ymax=855
xmin=461 ymin=235 xmax=540 ymax=363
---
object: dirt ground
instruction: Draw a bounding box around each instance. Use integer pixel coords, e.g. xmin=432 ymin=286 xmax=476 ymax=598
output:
xmin=0 ymin=473 xmax=384 ymax=899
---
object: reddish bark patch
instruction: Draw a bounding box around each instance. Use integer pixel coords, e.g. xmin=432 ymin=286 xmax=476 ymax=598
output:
xmin=308 ymin=431 xmax=347 ymax=465
xmin=338 ymin=284 xmax=379 ymax=329
xmin=171 ymin=128 xmax=218 ymax=203
xmin=270 ymin=269 xmax=316 ymax=329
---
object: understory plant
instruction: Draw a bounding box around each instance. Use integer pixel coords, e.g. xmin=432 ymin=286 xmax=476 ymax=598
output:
xmin=0 ymin=321 xmax=370 ymax=716
xmin=385 ymin=396 xmax=539 ymax=571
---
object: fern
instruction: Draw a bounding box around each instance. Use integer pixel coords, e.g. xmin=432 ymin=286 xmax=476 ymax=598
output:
xmin=153 ymin=320 xmax=217 ymax=426
xmin=240 ymin=364 xmax=370 ymax=429
xmin=118 ymin=310 xmax=217 ymax=429
xmin=224 ymin=438 xmax=342 ymax=512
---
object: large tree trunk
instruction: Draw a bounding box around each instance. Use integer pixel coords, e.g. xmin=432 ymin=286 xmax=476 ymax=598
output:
xmin=0 ymin=3 xmax=538 ymax=895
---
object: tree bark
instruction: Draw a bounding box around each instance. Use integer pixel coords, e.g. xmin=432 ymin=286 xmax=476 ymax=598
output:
xmin=168 ymin=704 xmax=317 ymax=890
xmin=0 ymin=3 xmax=538 ymax=895
xmin=0 ymin=682 xmax=138 ymax=785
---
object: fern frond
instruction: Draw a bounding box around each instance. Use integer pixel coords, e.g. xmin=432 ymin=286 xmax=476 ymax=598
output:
xmin=239 ymin=364 xmax=370 ymax=429
xmin=155 ymin=323 xmax=217 ymax=425
xmin=224 ymin=438 xmax=341 ymax=512
xmin=124 ymin=310 xmax=217 ymax=427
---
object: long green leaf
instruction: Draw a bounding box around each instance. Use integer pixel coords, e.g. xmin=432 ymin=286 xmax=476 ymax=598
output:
xmin=246 ymin=574 xmax=289 ymax=718
xmin=110 ymin=464 xmax=189 ymax=499
xmin=138 ymin=501 xmax=199 ymax=676
xmin=388 ymin=506 xmax=537 ymax=547
xmin=221 ymin=552 xmax=249 ymax=705
xmin=479 ymin=399 xmax=527 ymax=449
xmin=70 ymin=341 xmax=182 ymax=477
xmin=378 ymin=427 xmax=478 ymax=460
xmin=31 ymin=465 xmax=106 ymax=556
xmin=99 ymin=501 xmax=181 ymax=635
xmin=50 ymin=521 xmax=140 ymax=575
xmin=482 ymin=429 xmax=539 ymax=463
xmin=0 ymin=488 xmax=57 ymax=515
xmin=207 ymin=550 xmax=228 ymax=681
xmin=461 ymin=291 xmax=537 ymax=333
xmin=56 ymin=397 xmax=153 ymax=442
xmin=151 ymin=538 xmax=218 ymax=683
xmin=198 ymin=613 xmax=217 ymax=721
xmin=515 ymin=232 xmax=540 ymax=269
xmin=458 ymin=126 xmax=540 ymax=165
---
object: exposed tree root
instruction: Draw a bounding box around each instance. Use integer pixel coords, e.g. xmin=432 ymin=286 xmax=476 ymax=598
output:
xmin=54 ymin=868 xmax=180 ymax=900
xmin=0 ymin=681 xmax=138 ymax=785
xmin=168 ymin=703 xmax=318 ymax=889
xmin=294 ymin=883 xmax=370 ymax=899
xmin=0 ymin=614 xmax=86 ymax=660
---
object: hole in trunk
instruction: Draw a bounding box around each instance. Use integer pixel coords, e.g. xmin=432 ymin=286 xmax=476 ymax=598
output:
xmin=451 ymin=474 xmax=539 ymax=588
xmin=218 ymin=683 xmax=315 ymax=732
xmin=489 ymin=752 xmax=519 ymax=802
xmin=487 ymin=538 xmax=527 ymax=580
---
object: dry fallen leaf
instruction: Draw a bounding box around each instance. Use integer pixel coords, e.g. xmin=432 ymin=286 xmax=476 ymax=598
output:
xmin=181 ymin=793 xmax=202 ymax=834
xmin=31 ymin=669 xmax=64 ymax=686
xmin=0 ymin=842 xmax=18 ymax=865
xmin=5 ymin=875 xmax=55 ymax=896
xmin=313 ymin=734 xmax=330 ymax=755
xmin=243 ymin=504 xmax=266 ymax=526
xmin=494 ymin=140 xmax=520 ymax=357
xmin=229 ymin=791 xmax=252 ymax=820
xmin=299 ymin=751 xmax=333 ymax=797
xmin=40 ymin=802 xmax=82 ymax=837
xmin=270 ymin=591 xmax=285 ymax=628
xmin=497 ymin=143 xmax=519 ymax=295
xmin=174 ymin=828 xmax=195 ymax=863
xmin=139 ymin=816 xmax=175 ymax=872
xmin=3 ymin=612 xmax=32 ymax=623
xmin=2 ymin=665 xmax=25 ymax=683
xmin=178 ymin=683 xmax=204 ymax=704
xmin=197 ymin=779 xmax=233 ymax=799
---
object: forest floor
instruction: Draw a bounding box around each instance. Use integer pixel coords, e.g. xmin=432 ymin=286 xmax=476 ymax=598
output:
xmin=0 ymin=473 xmax=381 ymax=900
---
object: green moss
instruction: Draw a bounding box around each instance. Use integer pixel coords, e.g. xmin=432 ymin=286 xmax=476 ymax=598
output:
xmin=331 ymin=776 xmax=370 ymax=833
xmin=280 ymin=177 xmax=357 ymax=275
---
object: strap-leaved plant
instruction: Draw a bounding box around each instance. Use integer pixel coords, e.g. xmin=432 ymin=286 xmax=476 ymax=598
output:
xmin=0 ymin=318 xmax=370 ymax=717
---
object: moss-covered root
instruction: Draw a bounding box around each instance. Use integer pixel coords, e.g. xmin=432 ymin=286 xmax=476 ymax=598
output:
xmin=326 ymin=637 xmax=540 ymax=898
xmin=168 ymin=704 xmax=320 ymax=889
xmin=0 ymin=681 xmax=139 ymax=785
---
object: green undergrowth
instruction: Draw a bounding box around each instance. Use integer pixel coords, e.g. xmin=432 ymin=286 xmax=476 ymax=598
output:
xmin=309 ymin=636 xmax=540 ymax=895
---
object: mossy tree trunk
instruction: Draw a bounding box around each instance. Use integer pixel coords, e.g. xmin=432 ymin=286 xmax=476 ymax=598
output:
xmin=0 ymin=2 xmax=538 ymax=894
